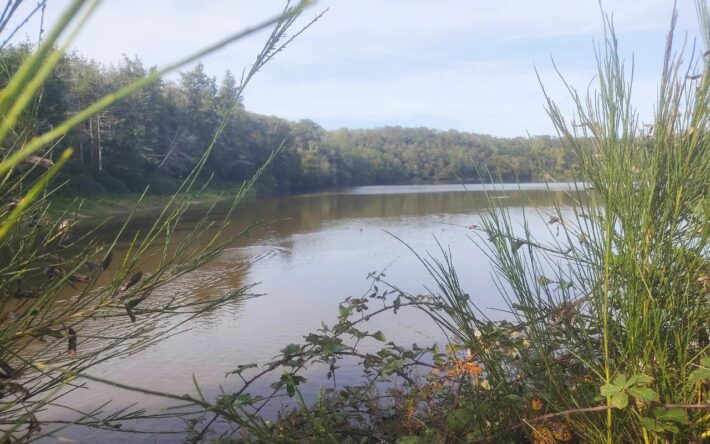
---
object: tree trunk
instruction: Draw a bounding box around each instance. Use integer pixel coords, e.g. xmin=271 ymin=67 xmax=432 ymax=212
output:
xmin=97 ymin=113 xmax=102 ymax=171
xmin=89 ymin=115 xmax=95 ymax=167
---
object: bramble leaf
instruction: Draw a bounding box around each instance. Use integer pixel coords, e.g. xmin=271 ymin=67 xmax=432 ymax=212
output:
xmin=613 ymin=374 xmax=628 ymax=387
xmin=600 ymin=384 xmax=621 ymax=396
xmin=640 ymin=417 xmax=664 ymax=432
xmin=688 ymin=367 xmax=710 ymax=385
xmin=653 ymin=407 xmax=688 ymax=424
xmin=610 ymin=391 xmax=629 ymax=409
xmin=627 ymin=374 xmax=653 ymax=386
xmin=628 ymin=387 xmax=658 ymax=404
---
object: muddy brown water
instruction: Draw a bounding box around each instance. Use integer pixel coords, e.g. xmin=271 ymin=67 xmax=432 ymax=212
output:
xmin=36 ymin=183 xmax=580 ymax=443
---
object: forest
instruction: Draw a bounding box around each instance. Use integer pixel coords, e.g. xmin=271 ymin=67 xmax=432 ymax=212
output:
xmin=1 ymin=43 xmax=572 ymax=196
xmin=2 ymin=0 xmax=708 ymax=442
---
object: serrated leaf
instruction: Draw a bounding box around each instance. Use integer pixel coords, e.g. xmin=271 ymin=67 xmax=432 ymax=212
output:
xmin=281 ymin=343 xmax=300 ymax=355
xmin=627 ymin=374 xmax=653 ymax=386
xmin=600 ymin=384 xmax=622 ymax=396
xmin=610 ymin=391 xmax=629 ymax=409
xmin=640 ymin=417 xmax=665 ymax=432
xmin=688 ymin=367 xmax=710 ymax=385
xmin=613 ymin=374 xmax=628 ymax=387
xmin=701 ymin=356 xmax=710 ymax=367
xmin=321 ymin=337 xmax=345 ymax=355
xmin=653 ymin=408 xmax=688 ymax=424
xmin=628 ymin=387 xmax=659 ymax=403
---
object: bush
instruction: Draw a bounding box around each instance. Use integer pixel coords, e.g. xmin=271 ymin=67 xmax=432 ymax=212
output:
xmin=180 ymin=4 xmax=709 ymax=443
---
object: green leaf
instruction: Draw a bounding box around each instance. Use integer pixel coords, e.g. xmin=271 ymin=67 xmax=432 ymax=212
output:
xmin=322 ymin=337 xmax=345 ymax=355
xmin=627 ymin=374 xmax=653 ymax=386
xmin=662 ymin=423 xmax=680 ymax=434
xmin=559 ymin=280 xmax=574 ymax=290
xmin=537 ymin=275 xmax=552 ymax=285
xmin=653 ymin=408 xmax=688 ymax=424
xmin=688 ymin=367 xmax=710 ymax=385
xmin=338 ymin=304 xmax=349 ymax=317
xmin=628 ymin=387 xmax=659 ymax=404
xmin=371 ymin=330 xmax=386 ymax=342
xmin=640 ymin=417 xmax=665 ymax=433
xmin=613 ymin=374 xmax=628 ymax=387
xmin=448 ymin=404 xmax=476 ymax=430
xmin=701 ymin=356 xmax=710 ymax=367
xmin=281 ymin=343 xmax=300 ymax=355
xmin=610 ymin=391 xmax=629 ymax=409
xmin=234 ymin=393 xmax=254 ymax=405
xmin=600 ymin=384 xmax=622 ymax=396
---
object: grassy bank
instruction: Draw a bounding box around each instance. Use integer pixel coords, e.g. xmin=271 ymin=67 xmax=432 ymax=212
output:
xmin=47 ymin=185 xmax=258 ymax=222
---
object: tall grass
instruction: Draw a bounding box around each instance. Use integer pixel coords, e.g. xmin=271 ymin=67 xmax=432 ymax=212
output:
xmin=412 ymin=3 xmax=710 ymax=442
xmin=190 ymin=2 xmax=708 ymax=443
xmin=0 ymin=0 xmax=318 ymax=440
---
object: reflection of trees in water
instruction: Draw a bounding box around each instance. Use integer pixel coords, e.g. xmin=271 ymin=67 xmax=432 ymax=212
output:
xmin=246 ymin=189 xmax=575 ymax=238
xmin=97 ymin=188 xmax=577 ymax=247
xmin=70 ymin=188 xmax=576 ymax=332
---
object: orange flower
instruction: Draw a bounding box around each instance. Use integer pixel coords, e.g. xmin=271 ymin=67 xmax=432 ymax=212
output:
xmin=532 ymin=426 xmax=555 ymax=444
xmin=462 ymin=361 xmax=483 ymax=376
xmin=552 ymin=422 xmax=573 ymax=442
xmin=446 ymin=356 xmax=484 ymax=377
xmin=531 ymin=396 xmax=544 ymax=411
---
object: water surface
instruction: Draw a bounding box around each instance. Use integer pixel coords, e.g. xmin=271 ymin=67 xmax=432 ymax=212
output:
xmin=43 ymin=183 xmax=577 ymax=442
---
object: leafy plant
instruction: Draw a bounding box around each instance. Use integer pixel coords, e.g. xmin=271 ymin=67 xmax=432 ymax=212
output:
xmin=171 ymin=2 xmax=710 ymax=443
xmin=0 ymin=0 xmax=318 ymax=441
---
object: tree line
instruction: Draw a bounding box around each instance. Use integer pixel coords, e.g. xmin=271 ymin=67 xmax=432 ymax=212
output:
xmin=1 ymin=43 xmax=574 ymax=196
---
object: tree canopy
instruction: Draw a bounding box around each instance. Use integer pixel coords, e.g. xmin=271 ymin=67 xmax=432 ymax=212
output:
xmin=1 ymin=44 xmax=574 ymax=196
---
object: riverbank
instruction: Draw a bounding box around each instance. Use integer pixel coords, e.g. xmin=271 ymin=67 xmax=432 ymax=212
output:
xmin=47 ymin=185 xmax=260 ymax=224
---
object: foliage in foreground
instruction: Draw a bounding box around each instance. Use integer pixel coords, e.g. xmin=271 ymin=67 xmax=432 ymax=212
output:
xmin=0 ymin=0 xmax=317 ymax=441
xmin=2 ymin=1 xmax=708 ymax=443
xmin=146 ymin=4 xmax=708 ymax=444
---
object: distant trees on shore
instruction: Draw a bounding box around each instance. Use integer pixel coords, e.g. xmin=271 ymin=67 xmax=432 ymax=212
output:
xmin=1 ymin=44 xmax=574 ymax=195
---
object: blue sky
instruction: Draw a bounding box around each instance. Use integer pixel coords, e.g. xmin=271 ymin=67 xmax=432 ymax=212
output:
xmin=7 ymin=0 xmax=706 ymax=136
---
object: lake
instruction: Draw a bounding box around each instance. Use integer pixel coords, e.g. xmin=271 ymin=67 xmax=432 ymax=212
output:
xmin=42 ymin=183 xmax=577 ymax=443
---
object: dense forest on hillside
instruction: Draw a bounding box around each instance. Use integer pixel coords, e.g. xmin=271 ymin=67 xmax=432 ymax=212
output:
xmin=1 ymin=43 xmax=573 ymax=196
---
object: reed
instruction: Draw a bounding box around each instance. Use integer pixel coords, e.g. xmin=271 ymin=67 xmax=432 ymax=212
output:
xmin=0 ymin=0 xmax=316 ymax=440
xmin=407 ymin=2 xmax=710 ymax=442
xmin=179 ymin=2 xmax=709 ymax=442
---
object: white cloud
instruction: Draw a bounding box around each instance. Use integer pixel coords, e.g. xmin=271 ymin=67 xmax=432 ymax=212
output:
xmin=3 ymin=0 xmax=704 ymax=136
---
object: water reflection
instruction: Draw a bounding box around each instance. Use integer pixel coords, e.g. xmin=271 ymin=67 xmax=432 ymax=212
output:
xmin=41 ymin=183 xmax=578 ymax=443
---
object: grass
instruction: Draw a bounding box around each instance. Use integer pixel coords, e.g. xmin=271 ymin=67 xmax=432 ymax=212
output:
xmin=142 ymin=3 xmax=708 ymax=443
xmin=47 ymin=185 xmax=258 ymax=221
xmin=0 ymin=1 xmax=318 ymax=441
xmin=2 ymin=1 xmax=707 ymax=443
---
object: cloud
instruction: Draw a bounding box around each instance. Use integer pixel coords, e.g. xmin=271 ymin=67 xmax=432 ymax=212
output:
xmin=4 ymin=0 xmax=704 ymax=136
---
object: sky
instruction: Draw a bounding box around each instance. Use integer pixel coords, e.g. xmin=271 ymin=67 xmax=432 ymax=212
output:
xmin=5 ymin=0 xmax=706 ymax=137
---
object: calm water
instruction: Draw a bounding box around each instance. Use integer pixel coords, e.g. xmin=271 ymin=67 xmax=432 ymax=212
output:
xmin=42 ymin=183 xmax=576 ymax=443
